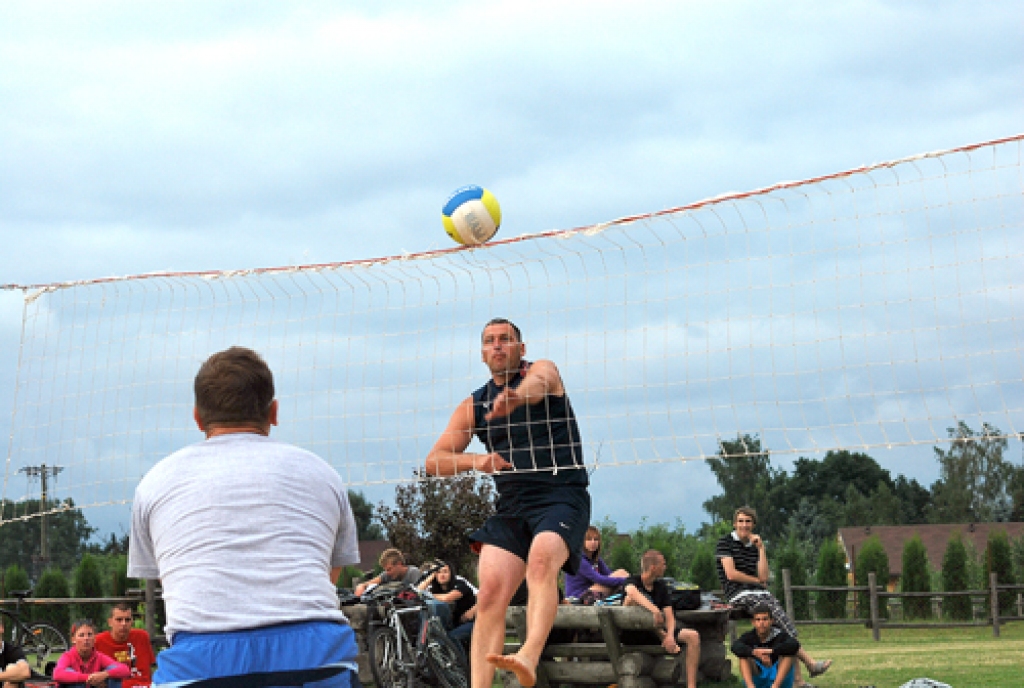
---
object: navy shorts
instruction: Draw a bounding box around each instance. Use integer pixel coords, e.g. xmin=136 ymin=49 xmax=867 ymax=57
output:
xmin=471 ymin=486 xmax=590 ymax=575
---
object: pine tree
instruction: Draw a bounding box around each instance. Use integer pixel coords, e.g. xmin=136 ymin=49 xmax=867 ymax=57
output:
xmin=73 ymin=554 xmax=105 ymax=624
xmin=34 ymin=567 xmax=71 ymax=631
xmin=772 ymin=535 xmax=808 ymax=619
xmin=985 ymin=529 xmax=1016 ymax=615
xmin=901 ymin=535 xmax=931 ymax=619
xmin=941 ymin=532 xmax=971 ymax=620
xmin=815 ymin=540 xmax=848 ymax=619
xmin=855 ymin=535 xmax=890 ymax=619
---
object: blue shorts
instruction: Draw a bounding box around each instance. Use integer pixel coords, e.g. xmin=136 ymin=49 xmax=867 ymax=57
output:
xmin=471 ymin=486 xmax=590 ymax=574
xmin=153 ymin=620 xmax=359 ymax=688
xmin=750 ymin=659 xmax=795 ymax=688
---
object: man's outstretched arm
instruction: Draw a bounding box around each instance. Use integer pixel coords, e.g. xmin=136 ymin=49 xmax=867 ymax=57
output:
xmin=426 ymin=397 xmax=510 ymax=476
xmin=485 ymin=359 xmax=564 ymax=420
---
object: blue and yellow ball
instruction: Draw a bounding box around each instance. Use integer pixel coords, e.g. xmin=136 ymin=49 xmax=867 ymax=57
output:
xmin=442 ymin=185 xmax=501 ymax=246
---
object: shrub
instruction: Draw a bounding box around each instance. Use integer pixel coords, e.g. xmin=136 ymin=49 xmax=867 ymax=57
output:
xmin=688 ymin=545 xmax=719 ymax=592
xmin=33 ymin=567 xmax=71 ymax=630
xmin=2 ymin=564 xmax=30 ymax=599
xmin=855 ymin=535 xmax=890 ymax=620
xmin=985 ymin=529 xmax=1016 ymax=615
xmin=815 ymin=539 xmax=848 ymax=619
xmin=772 ymin=536 xmax=808 ymax=619
xmin=2 ymin=564 xmax=30 ymax=641
xmin=901 ymin=535 xmax=931 ymax=619
xmin=73 ymin=554 xmax=105 ymax=624
xmin=336 ymin=565 xmax=366 ymax=591
xmin=941 ymin=532 xmax=971 ymax=620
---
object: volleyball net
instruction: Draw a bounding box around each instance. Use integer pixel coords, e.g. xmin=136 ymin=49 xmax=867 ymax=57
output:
xmin=3 ymin=134 xmax=1023 ymax=524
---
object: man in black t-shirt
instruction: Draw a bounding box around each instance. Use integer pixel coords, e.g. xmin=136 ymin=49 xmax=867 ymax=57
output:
xmin=623 ymin=550 xmax=699 ymax=688
xmin=731 ymin=603 xmax=800 ymax=688
xmin=0 ymin=618 xmax=31 ymax=688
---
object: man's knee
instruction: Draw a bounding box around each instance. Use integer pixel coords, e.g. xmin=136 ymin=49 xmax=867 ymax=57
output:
xmin=526 ymin=532 xmax=569 ymax=575
xmin=677 ymin=628 xmax=700 ymax=647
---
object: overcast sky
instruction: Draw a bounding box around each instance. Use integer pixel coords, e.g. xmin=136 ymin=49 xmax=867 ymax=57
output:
xmin=2 ymin=1 xmax=1023 ymax=540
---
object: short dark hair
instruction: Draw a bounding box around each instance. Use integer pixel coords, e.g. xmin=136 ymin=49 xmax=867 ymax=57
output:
xmin=482 ymin=318 xmax=522 ymax=342
xmin=751 ymin=603 xmax=772 ymax=618
xmin=734 ymin=506 xmax=757 ymax=525
xmin=194 ymin=347 xmax=275 ymax=427
xmin=640 ymin=549 xmax=665 ymax=573
xmin=110 ymin=602 xmax=133 ymax=616
xmin=71 ymin=618 xmax=96 ymax=636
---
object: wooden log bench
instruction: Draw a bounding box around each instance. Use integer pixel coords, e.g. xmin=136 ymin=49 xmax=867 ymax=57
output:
xmin=501 ymin=605 xmax=731 ymax=688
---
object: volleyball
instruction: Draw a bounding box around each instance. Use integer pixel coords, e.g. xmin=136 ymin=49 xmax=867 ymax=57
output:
xmin=441 ymin=185 xmax=501 ymax=246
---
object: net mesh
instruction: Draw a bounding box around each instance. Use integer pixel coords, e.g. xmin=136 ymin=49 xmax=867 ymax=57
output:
xmin=3 ymin=134 xmax=1023 ymax=523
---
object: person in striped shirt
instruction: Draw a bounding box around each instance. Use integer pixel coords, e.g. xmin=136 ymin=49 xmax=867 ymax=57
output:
xmin=715 ymin=507 xmax=832 ymax=688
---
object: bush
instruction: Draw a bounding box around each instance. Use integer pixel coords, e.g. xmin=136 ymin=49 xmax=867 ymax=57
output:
xmin=607 ymin=536 xmax=636 ymax=574
xmin=336 ymin=565 xmax=366 ymax=590
xmin=985 ymin=529 xmax=1016 ymax=615
xmin=73 ymin=554 xmax=105 ymax=624
xmin=815 ymin=539 xmax=848 ymax=619
xmin=688 ymin=544 xmax=719 ymax=592
xmin=2 ymin=564 xmax=30 ymax=642
xmin=855 ymin=535 xmax=889 ymax=620
xmin=941 ymin=532 xmax=971 ymax=621
xmin=772 ymin=536 xmax=808 ymax=619
xmin=33 ymin=567 xmax=71 ymax=631
xmin=2 ymin=564 xmax=30 ymax=598
xmin=901 ymin=535 xmax=931 ymax=619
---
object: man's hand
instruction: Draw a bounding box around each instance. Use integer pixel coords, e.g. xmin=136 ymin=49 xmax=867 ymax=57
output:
xmin=749 ymin=534 xmax=763 ymax=549
xmin=474 ymin=453 xmax=512 ymax=473
xmin=751 ymin=648 xmax=772 ymax=663
xmin=662 ymin=634 xmax=681 ymax=654
xmin=485 ymin=388 xmax=521 ymax=420
xmin=87 ymin=670 xmax=109 ymax=686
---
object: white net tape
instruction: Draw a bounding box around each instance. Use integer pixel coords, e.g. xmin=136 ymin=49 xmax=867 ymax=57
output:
xmin=3 ymin=134 xmax=1023 ymax=523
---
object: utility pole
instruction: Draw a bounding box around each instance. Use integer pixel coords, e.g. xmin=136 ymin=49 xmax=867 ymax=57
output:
xmin=19 ymin=464 xmax=64 ymax=574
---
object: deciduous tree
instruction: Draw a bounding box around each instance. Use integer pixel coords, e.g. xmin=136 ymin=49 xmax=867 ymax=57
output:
xmin=929 ymin=422 xmax=1014 ymax=523
xmin=376 ymin=473 xmax=494 ymax=581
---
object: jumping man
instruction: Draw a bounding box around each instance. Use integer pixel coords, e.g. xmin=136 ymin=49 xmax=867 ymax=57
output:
xmin=426 ymin=318 xmax=590 ymax=688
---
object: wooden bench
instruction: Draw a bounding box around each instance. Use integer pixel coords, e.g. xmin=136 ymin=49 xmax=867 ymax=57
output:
xmin=501 ymin=605 xmax=731 ymax=688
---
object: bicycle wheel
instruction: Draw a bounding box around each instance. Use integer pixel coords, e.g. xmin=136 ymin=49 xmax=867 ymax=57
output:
xmin=368 ymin=626 xmax=405 ymax=688
xmin=425 ymin=623 xmax=468 ymax=688
xmin=25 ymin=622 xmax=69 ymax=676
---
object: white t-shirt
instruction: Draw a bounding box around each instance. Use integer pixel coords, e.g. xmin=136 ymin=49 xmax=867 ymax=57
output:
xmin=128 ymin=433 xmax=359 ymax=641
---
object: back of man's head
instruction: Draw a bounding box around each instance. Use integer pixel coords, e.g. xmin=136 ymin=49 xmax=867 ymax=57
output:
xmin=194 ymin=347 xmax=275 ymax=428
xmin=640 ymin=549 xmax=664 ymax=573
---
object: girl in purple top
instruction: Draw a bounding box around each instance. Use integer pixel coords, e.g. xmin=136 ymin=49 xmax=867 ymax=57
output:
xmin=564 ymin=526 xmax=630 ymax=602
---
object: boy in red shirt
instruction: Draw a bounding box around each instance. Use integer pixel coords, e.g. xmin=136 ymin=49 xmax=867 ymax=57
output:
xmin=94 ymin=604 xmax=155 ymax=688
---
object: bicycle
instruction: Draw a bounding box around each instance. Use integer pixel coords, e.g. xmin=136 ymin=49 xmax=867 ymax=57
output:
xmin=0 ymin=589 xmax=70 ymax=678
xmin=362 ymin=579 xmax=468 ymax=688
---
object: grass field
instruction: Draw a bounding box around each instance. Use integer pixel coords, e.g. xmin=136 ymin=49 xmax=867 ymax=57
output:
xmin=725 ymin=622 xmax=1024 ymax=687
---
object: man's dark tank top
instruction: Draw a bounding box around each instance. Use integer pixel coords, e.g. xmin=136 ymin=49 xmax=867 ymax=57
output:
xmin=471 ymin=361 xmax=588 ymax=492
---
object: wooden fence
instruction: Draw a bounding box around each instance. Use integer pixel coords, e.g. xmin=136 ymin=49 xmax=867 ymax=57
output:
xmin=778 ymin=569 xmax=1024 ymax=640
xmin=0 ymin=580 xmax=162 ymax=644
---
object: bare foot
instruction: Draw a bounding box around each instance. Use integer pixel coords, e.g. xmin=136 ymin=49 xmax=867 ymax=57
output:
xmin=487 ymin=653 xmax=537 ymax=688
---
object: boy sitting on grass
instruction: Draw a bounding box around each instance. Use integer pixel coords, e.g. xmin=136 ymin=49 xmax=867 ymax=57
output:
xmin=731 ymin=603 xmax=801 ymax=688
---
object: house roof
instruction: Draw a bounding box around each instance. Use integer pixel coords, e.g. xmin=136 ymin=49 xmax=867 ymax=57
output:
xmin=837 ymin=522 xmax=1024 ymax=578
xmin=355 ymin=540 xmax=392 ymax=572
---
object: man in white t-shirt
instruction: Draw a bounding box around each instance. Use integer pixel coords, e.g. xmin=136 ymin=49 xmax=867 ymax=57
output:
xmin=128 ymin=346 xmax=361 ymax=687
